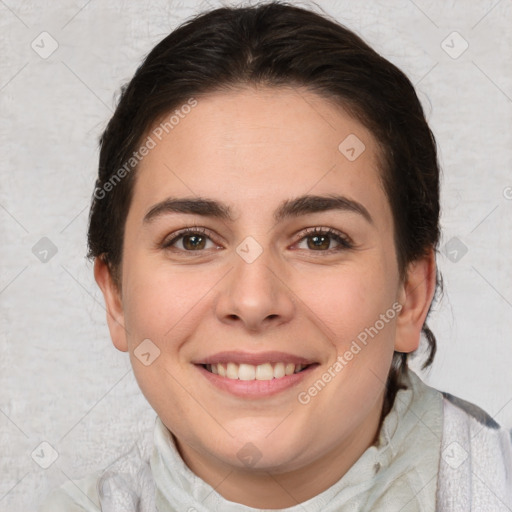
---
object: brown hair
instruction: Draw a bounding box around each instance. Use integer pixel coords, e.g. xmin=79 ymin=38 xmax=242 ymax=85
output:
xmin=87 ymin=1 xmax=441 ymax=423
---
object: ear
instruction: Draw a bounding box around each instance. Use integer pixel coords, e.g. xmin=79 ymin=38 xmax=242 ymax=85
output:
xmin=394 ymin=249 xmax=436 ymax=353
xmin=94 ymin=257 xmax=128 ymax=352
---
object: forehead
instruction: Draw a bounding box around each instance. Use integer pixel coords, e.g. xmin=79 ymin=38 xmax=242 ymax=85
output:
xmin=130 ymin=86 xmax=390 ymax=226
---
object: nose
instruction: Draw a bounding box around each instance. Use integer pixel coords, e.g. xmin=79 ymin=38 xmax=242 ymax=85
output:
xmin=214 ymin=240 xmax=295 ymax=333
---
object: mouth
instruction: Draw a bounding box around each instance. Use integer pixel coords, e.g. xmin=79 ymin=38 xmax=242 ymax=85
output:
xmin=193 ymin=351 xmax=319 ymax=398
xmin=201 ymin=361 xmax=312 ymax=380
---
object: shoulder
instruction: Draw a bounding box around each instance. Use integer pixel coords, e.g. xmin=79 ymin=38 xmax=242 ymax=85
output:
xmin=40 ymin=417 xmax=157 ymax=511
xmin=441 ymin=390 xmax=512 ymax=456
xmin=39 ymin=471 xmax=102 ymax=512
xmin=442 ymin=391 xmax=502 ymax=429
xmin=437 ymin=391 xmax=512 ymax=510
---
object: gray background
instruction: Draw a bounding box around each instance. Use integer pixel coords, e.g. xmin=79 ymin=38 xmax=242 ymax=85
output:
xmin=0 ymin=0 xmax=511 ymax=509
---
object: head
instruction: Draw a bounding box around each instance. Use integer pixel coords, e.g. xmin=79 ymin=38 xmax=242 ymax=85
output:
xmin=88 ymin=0 xmax=440 ymax=494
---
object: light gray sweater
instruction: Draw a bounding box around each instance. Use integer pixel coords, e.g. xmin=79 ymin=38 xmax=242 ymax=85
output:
xmin=40 ymin=371 xmax=512 ymax=511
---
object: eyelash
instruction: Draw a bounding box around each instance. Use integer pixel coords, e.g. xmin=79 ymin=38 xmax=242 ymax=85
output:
xmin=161 ymin=225 xmax=353 ymax=254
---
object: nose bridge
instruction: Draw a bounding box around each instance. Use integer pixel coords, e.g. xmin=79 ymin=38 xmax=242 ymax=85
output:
xmin=232 ymin=234 xmax=280 ymax=304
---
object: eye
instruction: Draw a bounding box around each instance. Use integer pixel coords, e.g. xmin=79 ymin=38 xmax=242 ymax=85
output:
xmin=295 ymin=227 xmax=353 ymax=252
xmin=160 ymin=225 xmax=353 ymax=254
xmin=161 ymin=227 xmax=220 ymax=252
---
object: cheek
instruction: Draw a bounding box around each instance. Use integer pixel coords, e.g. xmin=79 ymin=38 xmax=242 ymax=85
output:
xmin=296 ymin=261 xmax=398 ymax=345
xmin=121 ymin=255 xmax=216 ymax=348
xmin=120 ymin=263 xmax=201 ymax=422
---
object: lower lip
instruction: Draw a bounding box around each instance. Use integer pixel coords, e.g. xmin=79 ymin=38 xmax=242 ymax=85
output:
xmin=195 ymin=364 xmax=318 ymax=398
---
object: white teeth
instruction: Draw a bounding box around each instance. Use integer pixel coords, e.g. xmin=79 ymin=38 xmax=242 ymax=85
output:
xmin=255 ymin=363 xmax=274 ymax=380
xmin=226 ymin=362 xmax=238 ymax=379
xmin=274 ymin=362 xmax=285 ymax=378
xmin=206 ymin=362 xmax=309 ymax=380
xmin=285 ymin=363 xmax=295 ymax=375
xmin=238 ymin=363 xmax=256 ymax=381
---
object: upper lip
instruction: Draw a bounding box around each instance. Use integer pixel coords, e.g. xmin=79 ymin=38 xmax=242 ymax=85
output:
xmin=193 ymin=351 xmax=317 ymax=366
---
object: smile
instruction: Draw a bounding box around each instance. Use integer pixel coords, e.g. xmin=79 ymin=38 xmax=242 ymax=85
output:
xmin=194 ymin=351 xmax=319 ymax=398
xmin=203 ymin=362 xmax=310 ymax=381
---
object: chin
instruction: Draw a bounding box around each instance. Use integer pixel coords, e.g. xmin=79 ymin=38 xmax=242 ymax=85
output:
xmin=216 ymin=430 xmax=311 ymax=472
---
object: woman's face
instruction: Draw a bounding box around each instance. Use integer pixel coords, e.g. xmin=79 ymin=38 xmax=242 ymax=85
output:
xmin=96 ymin=86 xmax=429 ymax=480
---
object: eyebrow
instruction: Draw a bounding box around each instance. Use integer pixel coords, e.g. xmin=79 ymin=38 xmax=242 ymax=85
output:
xmin=143 ymin=194 xmax=373 ymax=225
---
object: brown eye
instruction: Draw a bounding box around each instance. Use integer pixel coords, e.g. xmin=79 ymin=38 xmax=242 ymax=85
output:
xmin=296 ymin=227 xmax=353 ymax=252
xmin=307 ymin=233 xmax=331 ymax=250
xmin=162 ymin=227 xmax=218 ymax=252
xmin=181 ymin=233 xmax=207 ymax=250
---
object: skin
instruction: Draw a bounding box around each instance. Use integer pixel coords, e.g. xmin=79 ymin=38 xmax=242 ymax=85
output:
xmin=95 ymin=86 xmax=436 ymax=508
